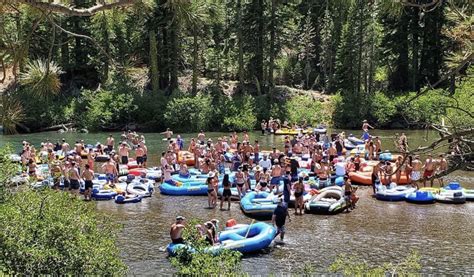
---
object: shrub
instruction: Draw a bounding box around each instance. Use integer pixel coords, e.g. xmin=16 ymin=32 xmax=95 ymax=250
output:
xmin=164 ymin=94 xmax=213 ymax=132
xmin=368 ymin=91 xmax=397 ymax=126
xmin=169 ymin=218 xmax=242 ymax=275
xmin=222 ymin=94 xmax=257 ymax=131
xmin=0 ymin=189 xmax=127 ymax=275
xmin=132 ymin=91 xmax=169 ymax=131
xmin=285 ymin=95 xmax=328 ymax=126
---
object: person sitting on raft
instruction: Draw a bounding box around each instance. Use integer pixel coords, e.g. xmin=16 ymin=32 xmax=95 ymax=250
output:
xmin=170 ymin=216 xmax=186 ymax=244
xmin=179 ymin=163 xmax=189 ymax=178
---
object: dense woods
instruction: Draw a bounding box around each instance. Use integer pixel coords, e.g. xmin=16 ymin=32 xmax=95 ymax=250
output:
xmin=0 ymin=0 xmax=472 ymax=133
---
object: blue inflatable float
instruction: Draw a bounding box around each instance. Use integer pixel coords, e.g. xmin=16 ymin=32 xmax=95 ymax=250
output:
xmin=91 ymin=189 xmax=117 ymax=200
xmin=406 ymin=191 xmax=436 ymax=204
xmin=159 ymin=180 xmax=209 ymax=196
xmin=240 ymin=191 xmax=278 ymax=219
xmin=167 ymin=222 xmax=276 ymax=256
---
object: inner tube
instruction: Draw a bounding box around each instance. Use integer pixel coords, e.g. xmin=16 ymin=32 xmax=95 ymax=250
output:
xmin=375 ymin=185 xmax=416 ymax=201
xmin=95 ymin=155 xmax=110 ymax=162
xmin=92 ymin=189 xmax=117 ymax=200
xmin=406 ymin=191 xmax=436 ymax=204
xmin=115 ymin=194 xmax=142 ymax=204
xmin=240 ymin=191 xmax=277 ymax=219
xmin=304 ymin=188 xmax=348 ymax=214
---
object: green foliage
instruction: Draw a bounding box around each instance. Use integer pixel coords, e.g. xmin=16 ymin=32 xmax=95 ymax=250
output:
xmin=20 ymin=59 xmax=63 ymax=97
xmin=368 ymin=92 xmax=397 ymax=125
xmin=131 ymin=91 xmax=168 ymax=131
xmin=285 ymin=95 xmax=328 ymax=126
xmin=81 ymin=74 xmax=138 ymax=130
xmin=222 ymin=94 xmax=257 ymax=131
xmin=0 ymin=145 xmax=19 ymax=202
xmin=328 ymin=251 xmax=421 ymax=276
xmin=164 ymin=94 xmax=213 ymax=132
xmin=169 ymin=218 xmax=242 ymax=276
xmin=0 ymin=189 xmax=127 ymax=275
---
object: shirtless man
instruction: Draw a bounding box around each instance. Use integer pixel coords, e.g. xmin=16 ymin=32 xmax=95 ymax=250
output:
xmin=437 ymin=154 xmax=448 ymax=186
xmin=410 ymin=155 xmax=423 ymax=188
xmin=423 ymin=154 xmax=435 ymax=187
xmin=170 ymin=216 xmax=186 ymax=244
xmin=242 ymin=131 xmax=250 ymax=142
xmin=270 ymin=160 xmax=282 ymax=193
xmin=162 ymin=128 xmax=173 ymax=140
xmin=74 ymin=141 xmax=83 ymax=155
xmin=253 ymin=140 xmax=260 ymax=164
xmin=61 ymin=139 xmax=70 ymax=153
xmin=374 ymin=137 xmax=382 ymax=160
xmin=68 ymin=161 xmax=81 ymax=194
xmin=362 ymin=120 xmax=374 ymax=133
xmin=118 ymin=142 xmax=130 ymax=165
xmin=106 ymin=134 xmax=115 ymax=154
xmin=102 ymin=158 xmax=118 ymax=186
xmin=81 ymin=164 xmax=94 ymax=201
xmin=135 ymin=145 xmax=145 ymax=168
xmin=140 ymin=142 xmax=148 ymax=167
xmin=197 ymin=130 xmax=206 ymax=145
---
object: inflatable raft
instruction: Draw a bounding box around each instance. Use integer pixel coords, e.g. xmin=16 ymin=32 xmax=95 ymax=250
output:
xmin=177 ymin=151 xmax=195 ymax=166
xmin=126 ymin=180 xmax=154 ymax=197
xmin=91 ymin=189 xmax=117 ymax=200
xmin=347 ymin=135 xmax=365 ymax=145
xmin=274 ymin=128 xmax=312 ymax=135
xmin=115 ymin=194 xmax=142 ymax=204
xmin=159 ymin=180 xmax=208 ymax=196
xmin=406 ymin=191 xmax=436 ymax=204
xmin=436 ymin=182 xmax=466 ymax=204
xmin=304 ymin=186 xmax=349 ymax=214
xmin=167 ymin=222 xmax=276 ymax=256
xmin=240 ymin=191 xmax=278 ymax=219
xmin=375 ymin=184 xmax=416 ymax=201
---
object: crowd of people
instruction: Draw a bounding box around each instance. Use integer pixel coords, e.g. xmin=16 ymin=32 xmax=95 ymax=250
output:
xmin=17 ymin=131 xmax=150 ymax=200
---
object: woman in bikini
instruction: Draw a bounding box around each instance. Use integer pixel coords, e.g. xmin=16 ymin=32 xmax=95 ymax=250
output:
xmin=234 ymin=167 xmax=245 ymax=199
xmin=206 ymin=174 xmax=217 ymax=208
xmin=293 ymin=177 xmax=305 ymax=215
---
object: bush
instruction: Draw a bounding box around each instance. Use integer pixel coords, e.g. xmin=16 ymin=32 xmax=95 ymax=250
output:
xmin=164 ymin=94 xmax=213 ymax=132
xmin=169 ymin=218 xmax=242 ymax=275
xmin=222 ymin=94 xmax=257 ymax=131
xmin=285 ymin=95 xmax=328 ymax=126
xmin=0 ymin=189 xmax=127 ymax=275
xmin=368 ymin=91 xmax=397 ymax=126
xmin=132 ymin=91 xmax=169 ymax=131
xmin=0 ymin=145 xmax=19 ymax=202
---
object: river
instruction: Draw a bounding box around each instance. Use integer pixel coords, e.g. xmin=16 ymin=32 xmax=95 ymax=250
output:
xmin=1 ymin=129 xmax=473 ymax=275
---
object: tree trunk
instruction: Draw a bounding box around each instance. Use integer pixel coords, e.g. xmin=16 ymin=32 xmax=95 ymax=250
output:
xmin=268 ymin=0 xmax=276 ymax=96
xmin=236 ymin=0 xmax=244 ymax=85
xmin=256 ymin=0 xmax=265 ymax=93
xmin=192 ymin=31 xmax=198 ymax=95
xmin=149 ymin=30 xmax=159 ymax=94
xmin=356 ymin=1 xmax=363 ymax=94
xmin=100 ymin=12 xmax=110 ymax=82
xmin=169 ymin=17 xmax=179 ymax=92
xmin=411 ymin=7 xmax=419 ymax=91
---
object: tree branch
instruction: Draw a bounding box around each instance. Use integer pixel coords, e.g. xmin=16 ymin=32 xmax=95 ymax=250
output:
xmin=8 ymin=0 xmax=139 ymax=16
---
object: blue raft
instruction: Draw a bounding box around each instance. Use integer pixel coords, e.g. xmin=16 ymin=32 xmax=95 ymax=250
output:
xmin=375 ymin=185 xmax=416 ymax=201
xmin=159 ymin=180 xmax=209 ymax=196
xmin=167 ymin=222 xmax=276 ymax=256
xmin=406 ymin=191 xmax=436 ymax=204
xmin=240 ymin=191 xmax=278 ymax=219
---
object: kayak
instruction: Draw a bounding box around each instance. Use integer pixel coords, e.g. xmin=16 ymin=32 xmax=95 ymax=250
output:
xmin=240 ymin=191 xmax=278 ymax=219
xmin=159 ymin=180 xmax=208 ymax=196
xmin=436 ymin=182 xmax=466 ymax=204
xmin=375 ymin=185 xmax=416 ymax=201
xmin=167 ymin=222 xmax=277 ymax=256
xmin=304 ymin=186 xmax=349 ymax=214
xmin=406 ymin=191 xmax=436 ymax=204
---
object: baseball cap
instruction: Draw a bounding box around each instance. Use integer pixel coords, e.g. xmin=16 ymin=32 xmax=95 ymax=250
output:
xmin=176 ymin=216 xmax=186 ymax=221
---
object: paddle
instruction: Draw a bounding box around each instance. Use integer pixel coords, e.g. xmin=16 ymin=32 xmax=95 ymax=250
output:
xmin=244 ymin=219 xmax=255 ymax=239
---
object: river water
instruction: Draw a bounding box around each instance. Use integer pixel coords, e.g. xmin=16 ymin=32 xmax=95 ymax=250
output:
xmin=1 ymin=129 xmax=473 ymax=275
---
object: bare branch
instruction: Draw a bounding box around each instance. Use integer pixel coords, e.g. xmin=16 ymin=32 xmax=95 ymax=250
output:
xmin=7 ymin=0 xmax=139 ymax=16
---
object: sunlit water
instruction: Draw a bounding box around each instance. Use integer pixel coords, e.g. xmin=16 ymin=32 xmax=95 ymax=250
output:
xmin=1 ymin=129 xmax=473 ymax=275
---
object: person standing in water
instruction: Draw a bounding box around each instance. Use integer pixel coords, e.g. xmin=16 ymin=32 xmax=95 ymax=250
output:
xmin=162 ymin=128 xmax=173 ymax=140
xmin=170 ymin=216 xmax=186 ymax=244
xmin=220 ymin=174 xmax=232 ymax=210
xmin=272 ymin=198 xmax=290 ymax=242
xmin=293 ymin=177 xmax=305 ymax=215
xmin=437 ymin=154 xmax=448 ymax=187
xmin=81 ymin=164 xmax=94 ymax=201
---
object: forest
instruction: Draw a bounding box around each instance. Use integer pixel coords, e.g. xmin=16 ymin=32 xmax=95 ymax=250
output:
xmin=0 ymin=0 xmax=472 ymax=133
